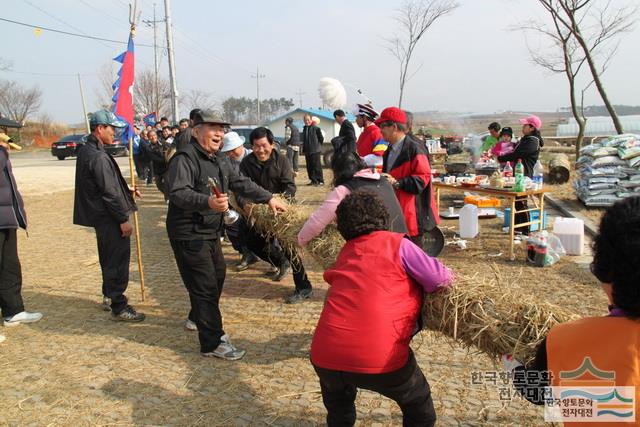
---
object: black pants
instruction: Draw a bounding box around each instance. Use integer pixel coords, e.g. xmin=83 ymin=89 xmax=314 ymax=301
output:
xmin=95 ymin=222 xmax=131 ymax=314
xmin=0 ymin=229 xmax=25 ymax=318
xmin=287 ymin=147 xmax=299 ymax=172
xmin=225 ymin=216 xmax=249 ymax=254
xmin=305 ymin=152 xmax=324 ymax=184
xmin=314 ymin=351 xmax=436 ymax=427
xmin=170 ymin=238 xmax=226 ymax=353
xmin=245 ymin=227 xmax=312 ymax=292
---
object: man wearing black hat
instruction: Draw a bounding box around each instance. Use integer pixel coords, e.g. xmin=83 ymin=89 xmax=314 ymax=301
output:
xmin=73 ymin=110 xmax=144 ymax=322
xmin=166 ymin=110 xmax=287 ymax=360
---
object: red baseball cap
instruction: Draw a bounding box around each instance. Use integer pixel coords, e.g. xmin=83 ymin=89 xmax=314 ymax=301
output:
xmin=519 ymin=115 xmax=542 ymax=129
xmin=375 ymin=107 xmax=407 ymax=126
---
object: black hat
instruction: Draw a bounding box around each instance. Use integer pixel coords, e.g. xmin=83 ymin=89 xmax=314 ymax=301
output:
xmin=499 ymin=127 xmax=513 ymax=137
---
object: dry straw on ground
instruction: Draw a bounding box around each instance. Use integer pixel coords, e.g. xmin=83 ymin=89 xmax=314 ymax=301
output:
xmin=246 ymin=199 xmax=578 ymax=363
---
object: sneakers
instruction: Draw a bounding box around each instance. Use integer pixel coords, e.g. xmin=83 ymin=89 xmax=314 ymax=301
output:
xmin=185 ymin=319 xmax=198 ymax=331
xmin=111 ymin=306 xmax=145 ymax=322
xmin=102 ymin=296 xmax=112 ymax=312
xmin=285 ymin=289 xmax=313 ymax=304
xmin=201 ymin=334 xmax=246 ymax=360
xmin=272 ymin=260 xmax=291 ymax=282
xmin=4 ymin=311 xmax=43 ymax=326
xmin=236 ymin=251 xmax=259 ymax=272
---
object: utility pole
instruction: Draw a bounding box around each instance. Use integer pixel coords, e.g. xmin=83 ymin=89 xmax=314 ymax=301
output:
xmin=251 ymin=66 xmax=265 ymax=123
xmin=143 ymin=3 xmax=163 ymax=117
xmin=295 ymin=89 xmax=305 ymax=108
xmin=77 ymin=73 xmax=90 ymax=133
xmin=164 ymin=0 xmax=179 ymax=123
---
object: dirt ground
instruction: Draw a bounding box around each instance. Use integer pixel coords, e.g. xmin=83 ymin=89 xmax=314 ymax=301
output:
xmin=0 ymin=155 xmax=608 ymax=426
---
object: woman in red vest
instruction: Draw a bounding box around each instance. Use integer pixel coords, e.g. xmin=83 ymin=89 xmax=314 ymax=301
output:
xmin=311 ymin=191 xmax=453 ymax=426
xmin=505 ymin=197 xmax=640 ymax=425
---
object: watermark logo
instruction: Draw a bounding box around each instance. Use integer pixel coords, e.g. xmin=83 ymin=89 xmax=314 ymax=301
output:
xmin=545 ymin=357 xmax=635 ymax=423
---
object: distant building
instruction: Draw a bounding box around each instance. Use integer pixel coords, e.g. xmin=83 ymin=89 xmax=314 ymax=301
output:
xmin=265 ymin=107 xmax=360 ymax=142
xmin=556 ymin=115 xmax=640 ymax=137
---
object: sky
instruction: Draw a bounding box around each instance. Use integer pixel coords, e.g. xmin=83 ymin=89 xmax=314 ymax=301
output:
xmin=1 ymin=0 xmax=639 ymax=124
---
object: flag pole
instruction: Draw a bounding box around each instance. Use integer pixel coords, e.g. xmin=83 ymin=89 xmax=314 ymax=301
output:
xmin=127 ymin=2 xmax=146 ymax=302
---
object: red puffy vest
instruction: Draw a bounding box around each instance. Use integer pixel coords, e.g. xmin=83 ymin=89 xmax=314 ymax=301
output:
xmin=310 ymin=231 xmax=422 ymax=374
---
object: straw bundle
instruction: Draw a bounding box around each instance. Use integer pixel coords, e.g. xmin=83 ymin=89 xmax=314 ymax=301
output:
xmin=245 ymin=200 xmax=578 ymax=364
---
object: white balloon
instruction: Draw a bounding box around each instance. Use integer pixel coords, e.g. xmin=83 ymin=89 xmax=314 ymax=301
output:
xmin=318 ymin=77 xmax=347 ymax=110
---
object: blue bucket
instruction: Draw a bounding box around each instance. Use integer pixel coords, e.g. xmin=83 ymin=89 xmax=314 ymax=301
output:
xmin=504 ymin=208 xmax=547 ymax=231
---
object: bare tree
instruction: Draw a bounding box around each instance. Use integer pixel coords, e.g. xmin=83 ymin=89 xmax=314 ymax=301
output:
xmin=135 ymin=69 xmax=170 ymax=116
xmin=522 ymin=3 xmax=590 ymax=153
xmin=180 ymin=89 xmax=218 ymax=116
xmin=386 ymin=0 xmax=459 ymax=107
xmin=95 ymin=63 xmax=116 ymax=111
xmin=540 ymin=0 xmax=637 ymax=135
xmin=0 ymin=79 xmax=42 ymax=124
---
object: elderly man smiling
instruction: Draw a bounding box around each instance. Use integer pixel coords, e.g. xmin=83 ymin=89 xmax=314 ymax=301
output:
xmin=165 ymin=111 xmax=287 ymax=360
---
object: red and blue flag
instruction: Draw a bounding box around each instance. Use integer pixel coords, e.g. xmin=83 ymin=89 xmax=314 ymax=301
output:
xmin=112 ymin=35 xmax=135 ymax=140
xmin=143 ymin=112 xmax=157 ymax=127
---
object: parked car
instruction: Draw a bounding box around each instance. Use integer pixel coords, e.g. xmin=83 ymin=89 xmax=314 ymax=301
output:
xmin=50 ymin=133 xmax=128 ymax=160
xmin=51 ymin=134 xmax=86 ymax=160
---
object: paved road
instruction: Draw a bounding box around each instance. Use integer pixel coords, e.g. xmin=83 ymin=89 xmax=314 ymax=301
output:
xmin=10 ymin=150 xmax=133 ymax=196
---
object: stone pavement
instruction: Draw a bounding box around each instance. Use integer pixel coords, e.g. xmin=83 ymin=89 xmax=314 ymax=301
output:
xmin=0 ymin=180 xmax=546 ymax=426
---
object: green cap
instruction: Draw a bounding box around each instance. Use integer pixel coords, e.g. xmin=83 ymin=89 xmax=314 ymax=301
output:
xmin=89 ymin=110 xmax=127 ymax=128
xmin=193 ymin=109 xmax=230 ymax=127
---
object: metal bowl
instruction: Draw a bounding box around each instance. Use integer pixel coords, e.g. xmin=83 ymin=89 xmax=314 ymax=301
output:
xmin=444 ymin=162 xmax=469 ymax=174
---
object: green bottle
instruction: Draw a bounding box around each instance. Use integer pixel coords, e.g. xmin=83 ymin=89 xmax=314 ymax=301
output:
xmin=514 ymin=159 xmax=525 ymax=192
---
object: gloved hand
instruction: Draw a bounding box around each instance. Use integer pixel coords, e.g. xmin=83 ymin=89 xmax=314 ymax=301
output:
xmin=501 ymin=354 xmax=523 ymax=372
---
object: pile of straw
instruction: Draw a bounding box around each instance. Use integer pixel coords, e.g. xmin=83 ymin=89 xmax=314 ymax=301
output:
xmin=245 ymin=200 xmax=578 ymax=364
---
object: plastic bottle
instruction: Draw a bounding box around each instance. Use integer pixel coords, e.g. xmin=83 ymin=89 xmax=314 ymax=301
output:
xmin=514 ymin=159 xmax=524 ymax=192
xmin=459 ymin=204 xmax=479 ymax=238
xmin=532 ymin=160 xmax=544 ymax=190
xmin=502 ymin=161 xmax=513 ymax=178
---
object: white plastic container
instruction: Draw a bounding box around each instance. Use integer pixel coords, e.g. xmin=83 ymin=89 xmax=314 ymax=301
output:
xmin=553 ymin=217 xmax=584 ymax=255
xmin=459 ymin=204 xmax=479 ymax=238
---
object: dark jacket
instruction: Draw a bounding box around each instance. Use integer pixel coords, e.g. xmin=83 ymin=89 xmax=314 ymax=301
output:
xmin=165 ymin=139 xmax=272 ymax=240
xmin=302 ymin=124 xmax=324 ymax=155
xmin=0 ymin=147 xmax=27 ymax=230
xmin=498 ymin=135 xmax=540 ymax=177
xmin=337 ymin=119 xmax=356 ymax=153
xmin=73 ymin=134 xmax=137 ymax=227
xmin=239 ymin=148 xmax=296 ymax=199
xmin=174 ymin=127 xmax=192 ymax=152
xmin=285 ymin=124 xmax=301 ymax=147
xmin=143 ymin=140 xmax=169 ymax=176
xmin=343 ymin=176 xmax=408 ymax=234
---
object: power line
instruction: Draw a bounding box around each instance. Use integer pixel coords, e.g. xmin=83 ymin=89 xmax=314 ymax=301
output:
xmin=0 ymin=16 xmax=159 ymax=48
xmin=0 ymin=69 xmax=98 ymax=77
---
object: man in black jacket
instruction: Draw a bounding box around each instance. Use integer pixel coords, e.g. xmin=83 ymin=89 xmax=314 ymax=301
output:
xmin=302 ymin=114 xmax=324 ymax=186
xmin=284 ymin=117 xmax=301 ymax=174
xmin=333 ymin=109 xmax=356 ymax=154
xmin=166 ymin=111 xmax=287 ymax=360
xmin=73 ymin=110 xmax=144 ymax=322
xmin=239 ymin=127 xmax=314 ymax=304
xmin=142 ymin=129 xmax=169 ymax=198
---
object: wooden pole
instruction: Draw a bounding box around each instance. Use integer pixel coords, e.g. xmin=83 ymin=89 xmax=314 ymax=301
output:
xmin=128 ymin=1 xmax=146 ymax=301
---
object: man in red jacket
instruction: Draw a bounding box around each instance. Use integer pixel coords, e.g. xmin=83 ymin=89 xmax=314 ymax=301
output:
xmin=354 ymin=103 xmax=388 ymax=171
xmin=311 ymin=191 xmax=453 ymax=426
xmin=379 ymin=107 xmax=438 ymax=247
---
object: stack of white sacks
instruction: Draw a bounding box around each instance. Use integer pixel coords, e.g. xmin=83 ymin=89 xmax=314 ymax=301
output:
xmin=575 ymin=134 xmax=640 ymax=207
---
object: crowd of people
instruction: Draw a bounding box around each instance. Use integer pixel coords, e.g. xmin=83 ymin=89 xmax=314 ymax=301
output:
xmin=1 ymin=102 xmax=639 ymax=426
